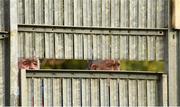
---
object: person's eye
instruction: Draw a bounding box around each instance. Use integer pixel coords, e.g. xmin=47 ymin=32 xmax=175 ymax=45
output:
xmin=32 ymin=62 xmax=38 ymax=66
xmin=22 ymin=61 xmax=29 ymax=65
xmin=116 ymin=63 xmax=120 ymax=66
xmin=106 ymin=64 xmax=112 ymax=67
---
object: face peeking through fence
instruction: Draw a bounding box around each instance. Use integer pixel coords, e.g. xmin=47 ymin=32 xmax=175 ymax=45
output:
xmin=90 ymin=60 xmax=120 ymax=70
xmin=18 ymin=58 xmax=40 ymax=70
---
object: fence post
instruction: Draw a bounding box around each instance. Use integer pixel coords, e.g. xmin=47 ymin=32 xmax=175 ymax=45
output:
xmin=168 ymin=31 xmax=178 ymax=106
xmin=178 ymin=31 xmax=180 ymax=106
xmin=4 ymin=0 xmax=18 ymax=106
xmin=20 ymin=69 xmax=27 ymax=106
xmin=0 ymin=39 xmax=5 ymax=106
xmin=159 ymin=74 xmax=168 ymax=106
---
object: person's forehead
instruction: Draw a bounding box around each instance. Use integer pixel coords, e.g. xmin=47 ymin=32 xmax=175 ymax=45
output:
xmin=20 ymin=58 xmax=30 ymax=61
xmin=21 ymin=58 xmax=38 ymax=62
xmin=31 ymin=59 xmax=38 ymax=62
xmin=102 ymin=60 xmax=119 ymax=64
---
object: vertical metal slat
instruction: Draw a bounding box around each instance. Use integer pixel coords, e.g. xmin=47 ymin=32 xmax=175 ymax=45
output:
xmin=72 ymin=79 xmax=81 ymax=106
xmin=34 ymin=78 xmax=42 ymax=106
xmin=100 ymin=79 xmax=109 ymax=106
xmin=62 ymin=78 xmax=72 ymax=106
xmin=128 ymin=80 xmax=138 ymax=106
xmin=119 ymin=79 xmax=128 ymax=106
xmin=53 ymin=79 xmax=62 ymax=106
xmin=81 ymin=79 xmax=91 ymax=106
xmin=91 ymin=79 xmax=100 ymax=106
xmin=137 ymin=80 xmax=147 ymax=106
xmin=44 ymin=0 xmax=54 ymax=58
xmin=34 ymin=0 xmax=44 ymax=58
xmin=110 ymin=79 xmax=118 ymax=106
xmin=147 ymin=80 xmax=157 ymax=106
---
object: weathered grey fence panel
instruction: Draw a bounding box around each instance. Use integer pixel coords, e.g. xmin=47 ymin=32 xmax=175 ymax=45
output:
xmin=44 ymin=78 xmax=53 ymax=106
xmin=111 ymin=35 xmax=120 ymax=59
xmin=81 ymin=79 xmax=91 ymax=106
xmin=111 ymin=0 xmax=120 ymax=27
xmin=83 ymin=35 xmax=92 ymax=59
xmin=0 ymin=0 xmax=4 ymax=31
xmin=53 ymin=78 xmax=62 ymax=106
xmin=21 ymin=70 xmax=167 ymax=106
xmin=119 ymin=79 xmax=128 ymax=106
xmin=0 ymin=39 xmax=4 ymax=106
xmin=91 ymin=79 xmax=100 ymax=106
xmin=72 ymin=79 xmax=81 ymax=106
xmin=44 ymin=0 xmax=54 ymax=58
xmin=64 ymin=0 xmax=74 ymax=59
xmin=147 ymin=0 xmax=156 ymax=60
xmin=55 ymin=34 xmax=64 ymax=59
xmin=101 ymin=0 xmax=111 ymax=59
xmin=27 ymin=79 xmax=33 ymax=106
xmin=110 ymin=79 xmax=118 ymax=106
xmin=18 ymin=31 xmax=165 ymax=60
xmin=83 ymin=0 xmax=92 ymax=59
xmin=147 ymin=36 xmax=156 ymax=60
xmin=17 ymin=0 xmax=167 ymax=60
xmin=147 ymin=80 xmax=158 ymax=106
xmin=62 ymin=78 xmax=72 ymax=106
xmin=129 ymin=80 xmax=138 ymax=106
xmin=25 ymin=33 xmax=34 ymax=58
xmin=137 ymin=80 xmax=147 ymax=106
xmin=92 ymin=35 xmax=102 ymax=59
xmin=178 ymin=31 xmax=180 ymax=106
xmin=74 ymin=34 xmax=83 ymax=59
xmin=100 ymin=79 xmax=109 ymax=106
xmin=92 ymin=0 xmax=101 ymax=60
xmin=0 ymin=5 xmax=6 ymax=104
xmin=34 ymin=0 xmax=45 ymax=58
xmin=18 ymin=0 xmax=24 ymax=24
xmin=156 ymin=0 xmax=165 ymax=60
xmin=167 ymin=31 xmax=178 ymax=106
xmin=0 ymin=0 xmax=7 ymax=98
xmin=18 ymin=0 xmax=167 ymax=28
xmin=34 ymin=78 xmax=42 ymax=106
xmin=129 ymin=0 xmax=138 ymax=60
xmin=18 ymin=32 xmax=24 ymax=58
xmin=138 ymin=0 xmax=147 ymax=60
xmin=24 ymin=0 xmax=34 ymax=58
xmin=54 ymin=0 xmax=64 ymax=59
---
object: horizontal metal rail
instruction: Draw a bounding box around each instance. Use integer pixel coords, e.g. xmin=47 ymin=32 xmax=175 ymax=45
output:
xmin=26 ymin=69 xmax=164 ymax=80
xmin=0 ymin=31 xmax=8 ymax=39
xmin=18 ymin=24 xmax=167 ymax=36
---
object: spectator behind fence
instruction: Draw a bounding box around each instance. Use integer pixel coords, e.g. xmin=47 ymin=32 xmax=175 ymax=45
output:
xmin=18 ymin=57 xmax=40 ymax=70
xmin=89 ymin=59 xmax=120 ymax=70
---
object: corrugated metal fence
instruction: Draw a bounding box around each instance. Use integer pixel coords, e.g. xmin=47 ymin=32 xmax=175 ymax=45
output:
xmin=0 ymin=0 xmax=176 ymax=106
xmin=17 ymin=0 xmax=168 ymax=60
xmin=20 ymin=69 xmax=167 ymax=106
xmin=17 ymin=0 xmax=170 ymax=106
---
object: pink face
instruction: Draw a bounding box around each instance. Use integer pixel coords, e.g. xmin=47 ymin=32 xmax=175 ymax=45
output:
xmin=18 ymin=58 xmax=39 ymax=70
xmin=90 ymin=60 xmax=120 ymax=70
